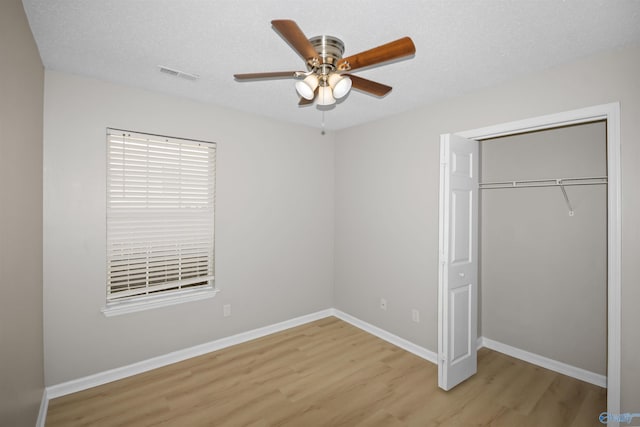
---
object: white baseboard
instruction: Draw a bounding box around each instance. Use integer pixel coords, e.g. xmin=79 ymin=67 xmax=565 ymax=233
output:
xmin=478 ymin=336 xmax=607 ymax=388
xmin=332 ymin=309 xmax=438 ymax=364
xmin=36 ymin=388 xmax=48 ymax=427
xmin=46 ymin=309 xmax=334 ymax=400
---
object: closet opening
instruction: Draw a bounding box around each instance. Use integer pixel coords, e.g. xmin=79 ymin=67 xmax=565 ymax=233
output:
xmin=478 ymin=120 xmax=607 ymax=388
xmin=438 ymin=103 xmax=620 ymax=419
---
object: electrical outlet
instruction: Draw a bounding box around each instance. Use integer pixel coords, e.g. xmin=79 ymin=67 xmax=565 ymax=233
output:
xmin=380 ymin=298 xmax=387 ymax=311
xmin=223 ymin=304 xmax=231 ymax=317
xmin=412 ymin=309 xmax=420 ymax=323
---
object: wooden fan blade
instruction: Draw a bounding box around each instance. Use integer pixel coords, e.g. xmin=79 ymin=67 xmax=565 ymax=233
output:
xmin=299 ymin=97 xmax=314 ymax=106
xmin=234 ymin=71 xmax=299 ymax=80
xmin=337 ymin=37 xmax=416 ymax=71
xmin=271 ymin=19 xmax=319 ymax=62
xmin=347 ymin=74 xmax=392 ymax=97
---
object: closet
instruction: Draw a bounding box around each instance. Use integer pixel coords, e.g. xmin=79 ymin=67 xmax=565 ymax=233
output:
xmin=478 ymin=121 xmax=607 ymax=378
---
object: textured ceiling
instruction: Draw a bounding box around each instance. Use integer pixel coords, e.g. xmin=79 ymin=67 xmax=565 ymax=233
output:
xmin=22 ymin=0 xmax=640 ymax=130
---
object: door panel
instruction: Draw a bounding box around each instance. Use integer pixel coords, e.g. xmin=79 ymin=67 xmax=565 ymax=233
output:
xmin=451 ymin=284 xmax=472 ymax=362
xmin=451 ymin=190 xmax=472 ymax=264
xmin=438 ymin=133 xmax=479 ymax=391
xmin=452 ymin=151 xmax=472 ymax=178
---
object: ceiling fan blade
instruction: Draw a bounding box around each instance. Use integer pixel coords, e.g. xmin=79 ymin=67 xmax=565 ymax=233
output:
xmin=346 ymin=74 xmax=392 ymax=97
xmin=271 ymin=19 xmax=319 ymax=62
xmin=337 ymin=37 xmax=416 ymax=72
xmin=299 ymin=97 xmax=314 ymax=106
xmin=234 ymin=71 xmax=299 ymax=80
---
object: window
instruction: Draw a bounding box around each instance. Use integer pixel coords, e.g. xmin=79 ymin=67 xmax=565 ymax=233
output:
xmin=105 ymin=129 xmax=216 ymax=314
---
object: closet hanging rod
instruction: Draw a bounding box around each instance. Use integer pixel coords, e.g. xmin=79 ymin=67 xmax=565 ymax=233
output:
xmin=479 ymin=181 xmax=607 ymax=189
xmin=478 ymin=176 xmax=607 ymax=217
xmin=479 ymin=176 xmax=607 ymax=189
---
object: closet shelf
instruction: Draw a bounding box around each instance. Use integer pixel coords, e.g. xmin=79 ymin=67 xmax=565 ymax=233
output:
xmin=478 ymin=176 xmax=607 ymax=217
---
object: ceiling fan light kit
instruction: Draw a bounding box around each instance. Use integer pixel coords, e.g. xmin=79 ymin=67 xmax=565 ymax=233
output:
xmin=328 ymin=73 xmax=352 ymax=99
xmin=317 ymin=85 xmax=336 ymax=106
xmin=234 ymin=20 xmax=416 ymax=108
xmin=295 ymin=74 xmax=318 ymax=100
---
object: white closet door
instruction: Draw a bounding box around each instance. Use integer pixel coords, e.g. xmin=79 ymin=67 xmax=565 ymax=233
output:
xmin=438 ymin=133 xmax=479 ymax=391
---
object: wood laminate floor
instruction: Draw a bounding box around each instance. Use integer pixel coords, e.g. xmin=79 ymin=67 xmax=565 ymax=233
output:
xmin=46 ymin=317 xmax=606 ymax=426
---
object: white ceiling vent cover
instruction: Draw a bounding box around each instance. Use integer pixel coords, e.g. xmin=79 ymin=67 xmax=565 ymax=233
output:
xmin=159 ymin=66 xmax=200 ymax=81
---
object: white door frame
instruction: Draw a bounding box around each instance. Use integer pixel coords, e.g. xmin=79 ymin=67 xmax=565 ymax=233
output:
xmin=453 ymin=102 xmax=621 ymax=421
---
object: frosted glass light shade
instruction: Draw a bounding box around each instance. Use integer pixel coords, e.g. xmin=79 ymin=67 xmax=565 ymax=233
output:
xmin=295 ymin=75 xmax=318 ymax=100
xmin=328 ymin=73 xmax=352 ymax=99
xmin=317 ymin=86 xmax=336 ymax=105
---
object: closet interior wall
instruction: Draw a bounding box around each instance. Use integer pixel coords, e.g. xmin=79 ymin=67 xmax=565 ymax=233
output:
xmin=479 ymin=121 xmax=607 ymax=376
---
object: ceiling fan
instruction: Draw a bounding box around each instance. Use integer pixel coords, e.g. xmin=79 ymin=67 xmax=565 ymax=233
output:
xmin=234 ymin=20 xmax=416 ymax=107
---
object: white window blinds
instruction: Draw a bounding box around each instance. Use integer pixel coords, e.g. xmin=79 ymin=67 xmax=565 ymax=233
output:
xmin=106 ymin=129 xmax=216 ymax=303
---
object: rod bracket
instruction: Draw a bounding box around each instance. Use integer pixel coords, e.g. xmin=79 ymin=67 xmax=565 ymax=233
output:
xmin=557 ymin=179 xmax=574 ymax=216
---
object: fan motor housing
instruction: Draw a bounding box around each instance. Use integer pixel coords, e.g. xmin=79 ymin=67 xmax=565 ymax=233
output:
xmin=308 ymin=35 xmax=345 ymax=70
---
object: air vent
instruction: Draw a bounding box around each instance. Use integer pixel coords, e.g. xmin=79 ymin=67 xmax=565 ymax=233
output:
xmin=159 ymin=66 xmax=200 ymax=81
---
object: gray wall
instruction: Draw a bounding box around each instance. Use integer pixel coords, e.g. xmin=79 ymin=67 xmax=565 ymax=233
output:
xmin=480 ymin=122 xmax=607 ymax=375
xmin=0 ymin=0 xmax=45 ymax=425
xmin=334 ymin=44 xmax=640 ymax=411
xmin=43 ymin=71 xmax=335 ymax=385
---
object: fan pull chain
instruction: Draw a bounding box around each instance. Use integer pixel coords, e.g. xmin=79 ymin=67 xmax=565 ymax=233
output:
xmin=321 ymin=110 xmax=326 ymax=135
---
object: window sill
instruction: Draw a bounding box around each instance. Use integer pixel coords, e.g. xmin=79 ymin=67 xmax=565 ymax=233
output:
xmin=101 ymin=287 xmax=219 ymax=317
